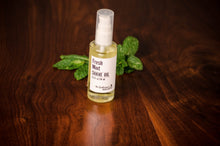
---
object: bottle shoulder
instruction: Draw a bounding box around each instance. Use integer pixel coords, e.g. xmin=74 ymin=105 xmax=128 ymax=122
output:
xmin=89 ymin=41 xmax=117 ymax=48
xmin=89 ymin=41 xmax=117 ymax=58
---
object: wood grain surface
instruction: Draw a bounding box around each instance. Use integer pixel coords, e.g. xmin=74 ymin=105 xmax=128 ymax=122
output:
xmin=0 ymin=0 xmax=219 ymax=145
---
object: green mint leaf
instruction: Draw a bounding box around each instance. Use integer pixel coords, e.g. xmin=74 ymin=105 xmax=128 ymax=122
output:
xmin=116 ymin=64 xmax=124 ymax=75
xmin=74 ymin=63 xmax=88 ymax=80
xmin=124 ymin=66 xmax=135 ymax=73
xmin=127 ymin=55 xmax=143 ymax=70
xmin=120 ymin=59 xmax=128 ymax=68
xmin=117 ymin=44 xmax=126 ymax=61
xmin=117 ymin=59 xmax=128 ymax=68
xmin=116 ymin=58 xmax=128 ymax=76
xmin=53 ymin=59 xmax=84 ymax=70
xmin=123 ymin=36 xmax=139 ymax=56
xmin=60 ymin=54 xmax=89 ymax=62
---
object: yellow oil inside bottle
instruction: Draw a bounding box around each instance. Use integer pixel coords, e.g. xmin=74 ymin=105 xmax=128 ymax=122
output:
xmin=87 ymin=41 xmax=117 ymax=103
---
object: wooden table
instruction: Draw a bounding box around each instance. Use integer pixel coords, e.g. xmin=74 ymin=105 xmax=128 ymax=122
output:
xmin=0 ymin=0 xmax=219 ymax=145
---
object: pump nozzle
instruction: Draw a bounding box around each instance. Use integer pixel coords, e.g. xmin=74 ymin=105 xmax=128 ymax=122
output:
xmin=95 ymin=9 xmax=114 ymax=46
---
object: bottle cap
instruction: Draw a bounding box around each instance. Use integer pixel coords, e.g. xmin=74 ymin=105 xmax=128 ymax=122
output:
xmin=95 ymin=9 xmax=114 ymax=46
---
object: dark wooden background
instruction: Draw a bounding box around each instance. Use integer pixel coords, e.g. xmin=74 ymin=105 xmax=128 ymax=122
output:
xmin=0 ymin=0 xmax=219 ymax=145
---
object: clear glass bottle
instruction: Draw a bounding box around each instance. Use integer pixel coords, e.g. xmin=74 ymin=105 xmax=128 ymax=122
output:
xmin=87 ymin=9 xmax=117 ymax=103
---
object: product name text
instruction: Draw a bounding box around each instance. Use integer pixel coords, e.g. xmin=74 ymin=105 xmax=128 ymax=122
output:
xmin=91 ymin=58 xmax=109 ymax=78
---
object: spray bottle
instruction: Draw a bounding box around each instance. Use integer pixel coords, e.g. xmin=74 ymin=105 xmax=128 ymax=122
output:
xmin=87 ymin=9 xmax=117 ymax=103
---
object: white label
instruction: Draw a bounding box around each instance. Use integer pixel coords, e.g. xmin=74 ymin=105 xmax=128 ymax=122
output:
xmin=90 ymin=56 xmax=116 ymax=93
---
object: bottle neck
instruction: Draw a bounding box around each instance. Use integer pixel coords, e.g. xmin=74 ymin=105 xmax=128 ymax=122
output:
xmin=95 ymin=29 xmax=113 ymax=46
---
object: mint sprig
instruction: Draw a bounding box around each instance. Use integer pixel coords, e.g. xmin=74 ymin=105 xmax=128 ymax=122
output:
xmin=53 ymin=54 xmax=89 ymax=80
xmin=116 ymin=36 xmax=143 ymax=75
xmin=53 ymin=36 xmax=143 ymax=80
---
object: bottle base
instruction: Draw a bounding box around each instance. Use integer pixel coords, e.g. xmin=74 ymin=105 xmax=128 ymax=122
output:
xmin=87 ymin=90 xmax=114 ymax=103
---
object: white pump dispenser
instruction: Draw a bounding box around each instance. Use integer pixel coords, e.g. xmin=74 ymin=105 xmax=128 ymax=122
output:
xmin=95 ymin=9 xmax=114 ymax=46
